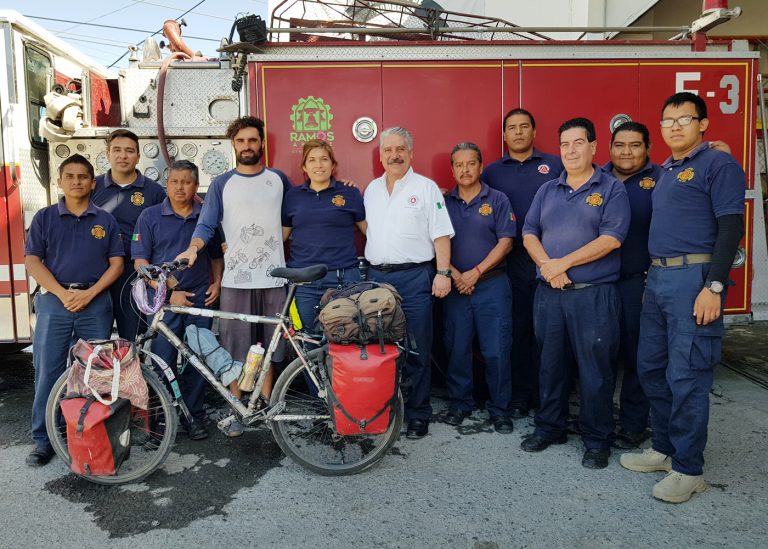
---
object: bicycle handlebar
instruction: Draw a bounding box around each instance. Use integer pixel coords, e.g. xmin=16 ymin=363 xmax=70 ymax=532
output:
xmin=137 ymin=259 xmax=190 ymax=282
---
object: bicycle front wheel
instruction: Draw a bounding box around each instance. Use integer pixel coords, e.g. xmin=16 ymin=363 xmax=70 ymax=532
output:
xmin=45 ymin=365 xmax=177 ymax=485
xmin=269 ymin=347 xmax=404 ymax=476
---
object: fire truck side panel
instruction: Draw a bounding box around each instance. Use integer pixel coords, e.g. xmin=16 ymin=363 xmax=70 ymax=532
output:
xmin=257 ymin=62 xmax=384 ymax=187
xmin=500 ymin=61 xmax=522 ymax=159
xmin=381 ymin=62 xmax=503 ymax=189
xmin=519 ymin=62 xmax=640 ymax=164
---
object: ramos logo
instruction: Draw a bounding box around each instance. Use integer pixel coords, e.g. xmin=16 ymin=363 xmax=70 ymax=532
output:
xmin=289 ymin=96 xmax=334 ymax=145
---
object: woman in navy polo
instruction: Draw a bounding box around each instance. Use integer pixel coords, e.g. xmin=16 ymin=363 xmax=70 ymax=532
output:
xmin=282 ymin=140 xmax=366 ymax=330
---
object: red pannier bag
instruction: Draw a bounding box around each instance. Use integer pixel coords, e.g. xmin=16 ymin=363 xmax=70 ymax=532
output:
xmin=60 ymin=395 xmax=132 ymax=476
xmin=325 ymin=342 xmax=400 ymax=436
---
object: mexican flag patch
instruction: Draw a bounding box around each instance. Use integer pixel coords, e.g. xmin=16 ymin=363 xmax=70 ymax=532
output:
xmin=132 ymin=233 xmax=140 ymax=241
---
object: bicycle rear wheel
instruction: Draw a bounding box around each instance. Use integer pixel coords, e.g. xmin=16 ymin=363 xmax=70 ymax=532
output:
xmin=45 ymin=365 xmax=177 ymax=485
xmin=269 ymin=347 xmax=404 ymax=476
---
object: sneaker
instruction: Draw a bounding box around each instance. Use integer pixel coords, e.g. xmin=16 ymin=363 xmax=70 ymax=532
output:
xmin=215 ymin=409 xmax=245 ymax=438
xmin=620 ymin=448 xmax=672 ymax=473
xmin=652 ymin=471 xmax=707 ymax=503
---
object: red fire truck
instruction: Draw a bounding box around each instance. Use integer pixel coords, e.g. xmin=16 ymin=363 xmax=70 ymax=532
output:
xmin=1 ymin=2 xmax=763 ymax=350
xmin=0 ymin=11 xmax=116 ymax=351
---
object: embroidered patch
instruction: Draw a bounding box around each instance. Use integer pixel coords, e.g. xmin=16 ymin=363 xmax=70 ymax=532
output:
xmin=131 ymin=191 xmax=145 ymax=206
xmin=131 ymin=233 xmax=140 ymax=241
xmin=509 ymin=212 xmax=516 ymax=222
xmin=585 ymin=193 xmax=603 ymax=207
xmin=677 ymin=168 xmax=695 ymax=183
xmin=537 ymin=164 xmax=550 ymax=175
xmin=478 ymin=203 xmax=493 ymax=216
xmin=331 ymin=194 xmax=346 ymax=207
xmin=91 ymin=225 xmax=106 ymax=239
xmin=436 ymin=201 xmax=443 ymax=210
xmin=408 ymin=195 xmax=418 ymax=205
xmin=638 ymin=177 xmax=656 ymax=190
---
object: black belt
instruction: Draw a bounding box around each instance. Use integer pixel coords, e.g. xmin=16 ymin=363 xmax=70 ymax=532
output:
xmin=650 ymin=254 xmax=712 ymax=268
xmin=41 ymin=282 xmax=94 ymax=294
xmin=539 ymin=281 xmax=595 ymax=291
xmin=619 ymin=272 xmax=647 ymax=281
xmin=370 ymin=261 xmax=432 ymax=273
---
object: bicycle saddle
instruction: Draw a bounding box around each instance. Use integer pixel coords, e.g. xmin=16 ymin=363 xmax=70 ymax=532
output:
xmin=270 ymin=264 xmax=328 ymax=283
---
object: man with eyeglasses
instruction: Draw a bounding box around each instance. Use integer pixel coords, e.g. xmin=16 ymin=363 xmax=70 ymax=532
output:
xmin=620 ymin=92 xmax=745 ymax=503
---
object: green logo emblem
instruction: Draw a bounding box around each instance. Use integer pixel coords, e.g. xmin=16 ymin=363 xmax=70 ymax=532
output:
xmin=290 ymin=96 xmax=335 ymax=146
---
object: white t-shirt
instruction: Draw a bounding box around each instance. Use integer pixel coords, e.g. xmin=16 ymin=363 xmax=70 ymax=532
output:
xmin=364 ymin=167 xmax=454 ymax=265
xmin=194 ymin=168 xmax=290 ymax=289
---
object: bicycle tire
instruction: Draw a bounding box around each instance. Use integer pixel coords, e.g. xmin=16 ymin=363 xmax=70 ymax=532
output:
xmin=269 ymin=347 xmax=404 ymax=476
xmin=45 ymin=365 xmax=177 ymax=485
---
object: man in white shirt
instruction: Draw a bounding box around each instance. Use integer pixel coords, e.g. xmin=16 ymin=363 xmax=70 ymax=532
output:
xmin=365 ymin=127 xmax=455 ymax=439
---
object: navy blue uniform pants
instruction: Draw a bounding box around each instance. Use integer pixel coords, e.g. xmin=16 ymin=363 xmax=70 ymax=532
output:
xmin=294 ymin=266 xmax=361 ymax=332
xmin=638 ymin=264 xmax=723 ymax=476
xmin=533 ymin=283 xmax=619 ymax=450
xmin=150 ymin=284 xmax=212 ymax=422
xmin=109 ymin=263 xmax=145 ymax=340
xmin=443 ymin=274 xmax=513 ymax=418
xmin=31 ymin=291 xmax=113 ymax=447
xmin=369 ymin=265 xmax=435 ymax=421
xmin=616 ymin=275 xmax=650 ymax=433
xmin=506 ymin=249 xmax=540 ymax=410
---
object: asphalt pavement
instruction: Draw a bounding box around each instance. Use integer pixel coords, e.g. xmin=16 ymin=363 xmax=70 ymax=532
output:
xmin=0 ymin=329 xmax=767 ymax=548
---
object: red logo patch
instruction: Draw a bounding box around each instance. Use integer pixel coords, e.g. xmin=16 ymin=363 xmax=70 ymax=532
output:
xmin=408 ymin=195 xmax=418 ymax=205
xmin=537 ymin=164 xmax=550 ymax=175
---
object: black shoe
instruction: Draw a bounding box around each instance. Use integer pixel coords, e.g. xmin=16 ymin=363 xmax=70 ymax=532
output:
xmin=490 ymin=416 xmax=514 ymax=434
xmin=520 ymin=433 xmax=566 ymax=452
xmin=444 ymin=410 xmax=470 ymax=426
xmin=26 ymin=445 xmax=55 ymax=467
xmin=406 ymin=419 xmax=429 ymax=439
xmin=185 ymin=419 xmax=210 ymax=441
xmin=582 ymin=448 xmax=610 ymax=469
xmin=611 ymin=429 xmax=650 ymax=449
xmin=509 ymin=407 xmax=528 ymax=419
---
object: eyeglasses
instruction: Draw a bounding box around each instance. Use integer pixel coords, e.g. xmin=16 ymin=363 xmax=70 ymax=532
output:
xmin=660 ymin=116 xmax=701 ymax=128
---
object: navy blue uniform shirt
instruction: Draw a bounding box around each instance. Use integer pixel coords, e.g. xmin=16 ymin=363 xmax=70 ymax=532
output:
xmin=92 ymin=170 xmax=166 ymax=258
xmin=602 ymin=160 xmax=662 ymax=276
xmin=522 ymin=165 xmax=630 ymax=284
xmin=445 ymin=183 xmax=516 ymax=273
xmin=282 ymin=178 xmax=365 ymax=269
xmin=131 ymin=198 xmax=222 ymax=290
xmin=482 ymin=149 xmax=564 ymax=244
xmin=649 ymin=143 xmax=745 ymax=258
xmin=25 ymin=198 xmax=124 ymax=284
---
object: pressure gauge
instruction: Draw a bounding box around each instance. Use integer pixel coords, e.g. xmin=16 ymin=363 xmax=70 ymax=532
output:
xmin=143 ymin=142 xmax=160 ymax=158
xmin=54 ymin=144 xmax=71 ymax=158
xmin=181 ymin=143 xmax=198 ymax=158
xmin=163 ymin=167 xmax=169 ymax=181
xmin=95 ymin=151 xmax=111 ymax=174
xmin=166 ymin=142 xmax=178 ymax=158
xmin=202 ymin=149 xmax=229 ymax=176
xmin=144 ymin=167 xmax=160 ymax=181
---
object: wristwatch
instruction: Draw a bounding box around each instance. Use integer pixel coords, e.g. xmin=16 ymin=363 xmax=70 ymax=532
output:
xmin=436 ymin=269 xmax=452 ymax=278
xmin=706 ymin=281 xmax=724 ymax=294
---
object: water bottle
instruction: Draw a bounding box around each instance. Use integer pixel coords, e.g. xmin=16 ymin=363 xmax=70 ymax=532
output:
xmin=238 ymin=342 xmax=265 ymax=392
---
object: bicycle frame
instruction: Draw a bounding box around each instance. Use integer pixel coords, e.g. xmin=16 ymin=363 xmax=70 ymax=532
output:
xmin=138 ymin=282 xmax=324 ymax=423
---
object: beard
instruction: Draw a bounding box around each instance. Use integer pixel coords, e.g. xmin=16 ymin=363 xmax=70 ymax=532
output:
xmin=237 ymin=148 xmax=263 ymax=166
